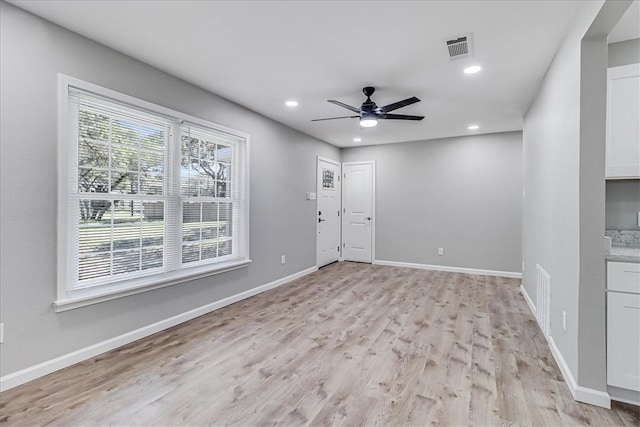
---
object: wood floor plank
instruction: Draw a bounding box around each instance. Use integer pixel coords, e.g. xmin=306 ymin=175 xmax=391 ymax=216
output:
xmin=469 ymin=276 xmax=502 ymax=426
xmin=1 ymin=262 xmax=638 ymax=426
xmin=491 ymin=280 xmax=536 ymax=425
xmin=439 ymin=274 xmax=475 ymax=427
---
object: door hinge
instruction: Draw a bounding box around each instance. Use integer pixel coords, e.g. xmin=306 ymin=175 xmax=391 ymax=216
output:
xmin=337 ymin=246 xmax=340 ymax=252
xmin=338 ymin=175 xmax=340 ymax=181
xmin=343 ymin=243 xmax=345 ymax=248
xmin=337 ymin=210 xmax=340 ymax=216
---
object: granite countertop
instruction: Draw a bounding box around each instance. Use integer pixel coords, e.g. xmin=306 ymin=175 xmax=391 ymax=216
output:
xmin=606 ymin=246 xmax=640 ymax=263
xmin=604 ymin=230 xmax=640 ymax=263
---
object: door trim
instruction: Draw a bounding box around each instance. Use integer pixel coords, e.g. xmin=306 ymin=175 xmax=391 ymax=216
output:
xmin=341 ymin=160 xmax=375 ymax=263
xmin=316 ymin=156 xmax=342 ymax=267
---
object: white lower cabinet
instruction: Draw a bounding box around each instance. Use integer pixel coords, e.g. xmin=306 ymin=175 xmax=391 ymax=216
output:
xmin=607 ymin=292 xmax=640 ymax=391
xmin=607 ymin=261 xmax=640 ymax=392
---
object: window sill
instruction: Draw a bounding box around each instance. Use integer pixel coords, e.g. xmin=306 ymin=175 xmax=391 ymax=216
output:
xmin=54 ymin=259 xmax=252 ymax=312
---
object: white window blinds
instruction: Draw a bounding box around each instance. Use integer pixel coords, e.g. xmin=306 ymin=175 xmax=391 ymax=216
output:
xmin=179 ymin=125 xmax=246 ymax=267
xmin=58 ymin=77 xmax=249 ymax=307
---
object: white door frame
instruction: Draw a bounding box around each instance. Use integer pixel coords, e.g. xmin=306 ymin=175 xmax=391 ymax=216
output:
xmin=316 ymin=156 xmax=342 ymax=267
xmin=341 ymin=160 xmax=375 ymax=263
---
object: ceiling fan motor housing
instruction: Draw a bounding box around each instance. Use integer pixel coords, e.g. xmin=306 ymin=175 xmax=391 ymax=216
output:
xmin=311 ymin=86 xmax=424 ymax=124
xmin=361 ymin=87 xmax=377 ymax=113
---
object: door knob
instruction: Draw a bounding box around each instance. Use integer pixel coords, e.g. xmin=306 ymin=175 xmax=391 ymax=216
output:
xmin=366 ymin=217 xmax=371 ymax=220
xmin=319 ymin=218 xmax=326 ymax=223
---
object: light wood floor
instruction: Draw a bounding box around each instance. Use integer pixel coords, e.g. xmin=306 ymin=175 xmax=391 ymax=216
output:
xmin=1 ymin=262 xmax=638 ymax=426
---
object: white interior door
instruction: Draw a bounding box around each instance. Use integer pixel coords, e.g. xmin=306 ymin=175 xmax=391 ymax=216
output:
xmin=316 ymin=157 xmax=341 ymax=267
xmin=342 ymin=161 xmax=374 ymax=263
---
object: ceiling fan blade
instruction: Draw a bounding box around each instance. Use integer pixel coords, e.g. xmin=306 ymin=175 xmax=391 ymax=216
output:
xmin=327 ymin=100 xmax=361 ymax=113
xmin=378 ymin=113 xmax=425 ymax=121
xmin=311 ymin=115 xmax=359 ymax=122
xmin=379 ymin=96 xmax=420 ymax=113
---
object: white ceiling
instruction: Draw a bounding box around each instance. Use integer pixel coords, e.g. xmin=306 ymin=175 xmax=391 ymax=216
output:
xmin=12 ymin=0 xmax=587 ymax=148
xmin=609 ymin=0 xmax=639 ymax=43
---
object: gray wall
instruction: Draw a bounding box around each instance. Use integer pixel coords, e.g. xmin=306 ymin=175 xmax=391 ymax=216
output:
xmin=578 ymin=2 xmax=633 ymax=391
xmin=608 ymin=38 xmax=640 ymax=67
xmin=578 ymin=31 xmax=608 ymax=392
xmin=342 ymin=132 xmax=522 ymax=273
xmin=523 ymin=0 xmax=631 ymax=394
xmin=522 ymin=1 xmax=599 ymax=389
xmin=0 ymin=2 xmax=340 ymax=377
xmin=606 ymin=181 xmax=640 ymax=230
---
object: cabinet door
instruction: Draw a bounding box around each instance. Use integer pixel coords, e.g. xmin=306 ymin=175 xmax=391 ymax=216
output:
xmin=607 ymin=292 xmax=640 ymax=391
xmin=606 ymin=64 xmax=640 ymax=179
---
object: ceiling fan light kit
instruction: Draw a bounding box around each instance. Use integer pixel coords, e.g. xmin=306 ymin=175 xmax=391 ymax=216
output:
xmin=312 ymin=86 xmax=424 ymax=128
xmin=360 ymin=112 xmax=378 ymax=128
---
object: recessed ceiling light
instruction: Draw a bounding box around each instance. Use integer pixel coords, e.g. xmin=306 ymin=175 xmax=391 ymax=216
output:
xmin=464 ymin=65 xmax=482 ymax=74
xmin=468 ymin=124 xmax=479 ymax=130
xmin=353 ymin=137 xmax=362 ymax=142
xmin=285 ymin=100 xmax=298 ymax=107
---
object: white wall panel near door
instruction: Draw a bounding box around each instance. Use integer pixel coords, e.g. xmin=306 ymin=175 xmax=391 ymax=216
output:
xmin=342 ymin=161 xmax=374 ymax=263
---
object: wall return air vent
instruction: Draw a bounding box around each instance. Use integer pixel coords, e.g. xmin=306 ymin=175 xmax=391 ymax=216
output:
xmin=445 ymin=34 xmax=473 ymax=59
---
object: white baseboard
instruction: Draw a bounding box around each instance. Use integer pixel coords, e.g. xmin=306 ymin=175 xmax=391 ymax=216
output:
xmin=0 ymin=266 xmax=318 ymax=392
xmin=373 ymin=259 xmax=522 ymax=279
xmin=547 ymin=336 xmax=611 ymax=409
xmin=520 ymin=278 xmax=612 ymax=409
xmin=520 ymin=284 xmax=537 ymax=316
xmin=608 ymin=385 xmax=640 ymax=406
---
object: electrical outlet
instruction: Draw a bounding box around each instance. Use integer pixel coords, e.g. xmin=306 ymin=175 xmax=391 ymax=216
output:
xmin=438 ymin=248 xmax=444 ymax=256
xmin=0 ymin=323 xmax=4 ymax=344
xmin=562 ymin=311 xmax=567 ymax=331
xmin=281 ymin=255 xmax=286 ymax=265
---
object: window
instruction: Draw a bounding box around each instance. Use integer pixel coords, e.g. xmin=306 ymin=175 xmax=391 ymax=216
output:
xmin=322 ymin=168 xmax=335 ymax=189
xmin=56 ymin=76 xmax=249 ymax=310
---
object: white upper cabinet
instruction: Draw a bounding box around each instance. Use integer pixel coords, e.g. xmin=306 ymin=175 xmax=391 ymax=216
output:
xmin=606 ymin=64 xmax=640 ymax=179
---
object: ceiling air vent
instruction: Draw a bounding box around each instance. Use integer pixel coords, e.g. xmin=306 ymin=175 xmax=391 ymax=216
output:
xmin=445 ymin=34 xmax=472 ymax=59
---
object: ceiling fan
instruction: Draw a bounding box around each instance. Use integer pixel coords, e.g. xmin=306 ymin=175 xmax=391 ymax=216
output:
xmin=312 ymin=87 xmax=424 ymax=128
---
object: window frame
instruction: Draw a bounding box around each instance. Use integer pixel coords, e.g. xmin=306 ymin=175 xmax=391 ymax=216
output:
xmin=56 ymin=75 xmax=250 ymax=312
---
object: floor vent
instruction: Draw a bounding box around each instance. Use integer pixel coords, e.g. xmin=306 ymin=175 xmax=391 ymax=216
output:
xmin=536 ymin=264 xmax=551 ymax=337
xmin=445 ymin=34 xmax=472 ymax=59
